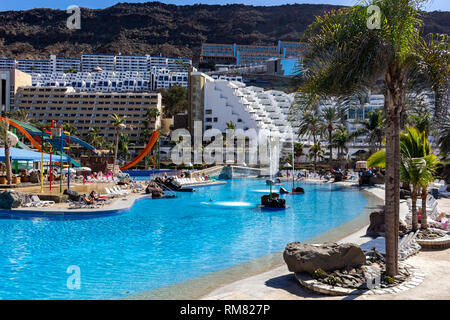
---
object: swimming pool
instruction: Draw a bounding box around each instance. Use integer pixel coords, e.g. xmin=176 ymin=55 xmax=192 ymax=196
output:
xmin=0 ymin=179 xmax=367 ymax=299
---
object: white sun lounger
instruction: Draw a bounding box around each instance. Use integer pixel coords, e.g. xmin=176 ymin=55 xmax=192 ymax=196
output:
xmin=360 ymin=230 xmax=421 ymax=261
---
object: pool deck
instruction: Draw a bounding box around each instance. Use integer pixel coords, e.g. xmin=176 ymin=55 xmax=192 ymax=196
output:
xmin=2 ymin=192 xmax=150 ymax=216
xmin=200 ymin=182 xmax=450 ymax=300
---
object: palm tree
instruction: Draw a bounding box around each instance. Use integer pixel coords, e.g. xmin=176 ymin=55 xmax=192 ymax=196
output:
xmin=332 ymin=126 xmax=349 ymax=168
xmin=294 ymin=142 xmax=304 ymax=164
xmin=144 ymin=108 xmax=160 ymax=130
xmin=400 ymin=126 xmax=439 ymax=230
xmin=367 ymin=126 xmax=439 ymax=230
xmin=438 ymin=112 xmax=450 ymax=158
xmin=415 ymin=34 xmax=450 ymax=127
xmin=110 ymin=114 xmax=127 ymax=173
xmin=62 ymin=122 xmax=76 ymax=135
xmin=400 ymin=157 xmax=427 ymax=231
xmin=308 ymin=142 xmax=325 ymax=172
xmin=350 ymin=110 xmax=384 ymax=154
xmin=321 ymin=106 xmax=338 ymax=162
xmin=226 ymin=121 xmax=235 ymax=130
xmin=86 ymin=127 xmax=105 ymax=149
xmin=0 ymin=122 xmax=13 ymax=184
xmin=296 ymin=0 xmax=428 ymax=276
xmin=297 ymin=110 xmax=323 ymax=147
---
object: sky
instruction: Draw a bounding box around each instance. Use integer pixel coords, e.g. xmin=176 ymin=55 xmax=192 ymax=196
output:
xmin=0 ymin=0 xmax=448 ymax=12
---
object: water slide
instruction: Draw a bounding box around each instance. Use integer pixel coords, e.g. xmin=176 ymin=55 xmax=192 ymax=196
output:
xmin=120 ymin=131 xmax=160 ymax=170
xmin=0 ymin=117 xmax=42 ymax=150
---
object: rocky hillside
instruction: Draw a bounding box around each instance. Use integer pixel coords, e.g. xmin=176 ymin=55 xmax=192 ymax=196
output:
xmin=0 ymin=2 xmax=448 ymax=62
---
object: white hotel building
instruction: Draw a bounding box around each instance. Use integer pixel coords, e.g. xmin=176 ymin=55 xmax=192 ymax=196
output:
xmin=190 ymin=73 xmax=296 ymax=139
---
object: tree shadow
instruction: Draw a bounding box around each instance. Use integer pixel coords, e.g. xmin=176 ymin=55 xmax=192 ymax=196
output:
xmin=264 ymin=274 xmax=326 ymax=299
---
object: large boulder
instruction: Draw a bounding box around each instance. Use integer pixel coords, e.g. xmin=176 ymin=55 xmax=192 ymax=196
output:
xmin=63 ymin=189 xmax=80 ymax=202
xmin=283 ymin=242 xmax=366 ymax=275
xmin=366 ymin=210 xmax=408 ymax=236
xmin=146 ymin=181 xmax=164 ymax=198
xmin=0 ymin=190 xmax=26 ymax=209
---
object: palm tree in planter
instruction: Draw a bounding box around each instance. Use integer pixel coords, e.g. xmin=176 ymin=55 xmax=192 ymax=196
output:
xmin=296 ymin=0 xmax=430 ymax=276
xmin=400 ymin=126 xmax=439 ymax=230
xmin=110 ymin=114 xmax=128 ymax=173
xmin=367 ymin=126 xmax=439 ymax=230
xmin=0 ymin=122 xmax=13 ymax=184
xmin=308 ymin=142 xmax=325 ymax=172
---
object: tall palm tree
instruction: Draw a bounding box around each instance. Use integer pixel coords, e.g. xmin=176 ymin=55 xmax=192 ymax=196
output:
xmin=438 ymin=112 xmax=450 ymax=158
xmin=0 ymin=122 xmax=13 ymax=184
xmin=86 ymin=127 xmax=105 ymax=149
xmin=350 ymin=110 xmax=384 ymax=154
xmin=332 ymin=126 xmax=349 ymax=168
xmin=294 ymin=142 xmax=304 ymax=164
xmin=297 ymin=110 xmax=323 ymax=148
xmin=296 ymin=0 xmax=428 ymax=276
xmin=308 ymin=142 xmax=325 ymax=172
xmin=415 ymin=34 xmax=450 ymax=127
xmin=321 ymin=106 xmax=338 ymax=162
xmin=110 ymin=114 xmax=127 ymax=173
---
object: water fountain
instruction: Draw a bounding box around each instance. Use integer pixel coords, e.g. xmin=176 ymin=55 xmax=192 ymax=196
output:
xmin=259 ymin=134 xmax=287 ymax=209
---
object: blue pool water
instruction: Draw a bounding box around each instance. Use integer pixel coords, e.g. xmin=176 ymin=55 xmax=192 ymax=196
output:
xmin=0 ymin=179 xmax=367 ymax=299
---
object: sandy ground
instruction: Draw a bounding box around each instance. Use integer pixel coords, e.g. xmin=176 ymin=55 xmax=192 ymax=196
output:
xmin=201 ymin=185 xmax=450 ymax=300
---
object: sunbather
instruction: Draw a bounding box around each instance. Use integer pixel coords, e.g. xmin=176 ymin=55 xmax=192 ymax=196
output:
xmin=81 ymin=194 xmax=95 ymax=205
xmin=90 ymin=190 xmax=106 ymax=202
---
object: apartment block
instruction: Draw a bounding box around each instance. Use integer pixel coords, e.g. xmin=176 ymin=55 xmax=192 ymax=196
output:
xmin=81 ymin=54 xmax=116 ymax=72
xmin=17 ymin=59 xmax=52 ymax=74
xmin=201 ymin=41 xmax=307 ymax=66
xmin=13 ymin=86 xmax=162 ymax=146
xmin=50 ymin=55 xmax=81 ymax=73
xmin=189 ymin=72 xmax=295 ymax=138
xmin=0 ymin=58 xmax=17 ymax=70
xmin=116 ymin=54 xmax=149 ymax=73
xmin=0 ymin=69 xmax=32 ymax=113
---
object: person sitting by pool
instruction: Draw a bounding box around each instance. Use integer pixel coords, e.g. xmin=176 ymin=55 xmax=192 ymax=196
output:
xmin=81 ymin=194 xmax=95 ymax=205
xmin=90 ymin=190 xmax=106 ymax=202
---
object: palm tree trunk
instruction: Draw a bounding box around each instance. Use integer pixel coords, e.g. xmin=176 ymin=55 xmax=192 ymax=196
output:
xmin=411 ymin=187 xmax=419 ymax=231
xmin=113 ymin=130 xmax=120 ymax=174
xmin=4 ymin=142 xmax=12 ymax=185
xmin=421 ymin=187 xmax=428 ymax=229
xmin=384 ymin=66 xmax=404 ymax=277
xmin=328 ymin=128 xmax=333 ymax=163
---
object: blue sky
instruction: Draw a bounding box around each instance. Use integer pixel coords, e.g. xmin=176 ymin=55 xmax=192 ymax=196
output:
xmin=0 ymin=0 xmax=448 ymax=12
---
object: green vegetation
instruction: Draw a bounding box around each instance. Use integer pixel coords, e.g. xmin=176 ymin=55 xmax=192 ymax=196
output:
xmin=157 ymin=85 xmax=187 ymax=118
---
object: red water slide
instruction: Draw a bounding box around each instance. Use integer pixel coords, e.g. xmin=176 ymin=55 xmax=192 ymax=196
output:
xmin=120 ymin=131 xmax=160 ymax=170
xmin=0 ymin=117 xmax=42 ymax=151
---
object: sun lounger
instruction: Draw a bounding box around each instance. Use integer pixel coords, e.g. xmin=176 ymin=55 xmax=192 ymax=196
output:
xmin=113 ymin=186 xmax=131 ymax=195
xmin=29 ymin=195 xmax=55 ymax=207
xmin=438 ymin=185 xmax=450 ymax=198
xmin=360 ymin=230 xmax=421 ymax=261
